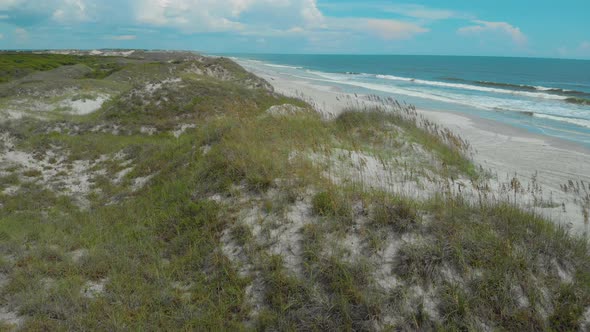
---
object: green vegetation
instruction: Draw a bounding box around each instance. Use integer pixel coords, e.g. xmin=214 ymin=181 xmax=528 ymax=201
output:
xmin=0 ymin=52 xmax=127 ymax=83
xmin=370 ymin=194 xmax=420 ymax=233
xmin=0 ymin=53 xmax=79 ymax=82
xmin=312 ymin=190 xmax=353 ymax=221
xmin=0 ymin=52 xmax=588 ymax=330
xmin=335 ymin=107 xmax=476 ymax=179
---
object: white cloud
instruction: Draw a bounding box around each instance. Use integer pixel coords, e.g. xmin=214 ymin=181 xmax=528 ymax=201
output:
xmin=133 ymin=0 xmax=324 ymax=33
xmin=557 ymin=42 xmax=590 ymax=58
xmin=318 ymin=2 xmax=471 ymax=22
xmin=0 ymin=0 xmax=431 ymax=49
xmin=383 ymin=4 xmax=463 ymax=20
xmin=0 ymin=14 xmax=9 ymax=19
xmin=0 ymin=33 xmax=3 ymax=39
xmin=458 ymin=20 xmax=527 ymax=46
xmin=365 ymin=19 xmax=428 ymax=40
xmin=0 ymin=0 xmax=53 ymax=13
xmin=131 ymin=0 xmax=429 ymax=43
xmin=0 ymin=0 xmax=92 ymax=23
xmin=0 ymin=0 xmax=23 ymax=10
xmin=51 ymin=0 xmax=89 ymax=23
xmin=109 ymin=34 xmax=137 ymax=40
xmin=14 ymin=27 xmax=27 ymax=42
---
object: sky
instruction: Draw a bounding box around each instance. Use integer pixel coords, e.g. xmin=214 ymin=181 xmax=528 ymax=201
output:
xmin=0 ymin=0 xmax=589 ymax=59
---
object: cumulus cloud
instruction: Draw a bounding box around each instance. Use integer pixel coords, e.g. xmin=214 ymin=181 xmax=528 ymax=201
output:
xmin=383 ymin=4 xmax=464 ymax=20
xmin=135 ymin=0 xmax=243 ymax=32
xmin=130 ymin=0 xmax=431 ymax=42
xmin=365 ymin=19 xmax=428 ymax=40
xmin=109 ymin=34 xmax=137 ymax=40
xmin=133 ymin=0 xmax=324 ymax=33
xmin=14 ymin=27 xmax=27 ymax=41
xmin=0 ymin=0 xmax=434 ymax=49
xmin=0 ymin=0 xmax=93 ymax=23
xmin=556 ymin=42 xmax=590 ymax=58
xmin=574 ymin=41 xmax=590 ymax=58
xmin=318 ymin=2 xmax=467 ymax=21
xmin=458 ymin=20 xmax=527 ymax=45
xmin=51 ymin=0 xmax=90 ymax=23
xmin=0 ymin=0 xmax=23 ymax=10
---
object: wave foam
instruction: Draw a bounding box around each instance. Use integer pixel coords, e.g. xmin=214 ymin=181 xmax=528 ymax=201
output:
xmin=533 ymin=114 xmax=590 ymax=129
xmin=301 ymin=71 xmax=590 ymax=122
xmin=375 ymin=75 xmax=568 ymax=101
xmin=263 ymin=63 xmax=302 ymax=70
xmin=238 ymin=58 xmax=590 ymax=132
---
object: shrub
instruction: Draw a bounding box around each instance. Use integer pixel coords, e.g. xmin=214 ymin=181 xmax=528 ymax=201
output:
xmin=395 ymin=242 xmax=445 ymax=283
xmin=311 ymin=190 xmax=353 ymax=222
xmin=372 ymin=196 xmax=419 ymax=232
xmin=22 ymin=169 xmax=43 ymax=178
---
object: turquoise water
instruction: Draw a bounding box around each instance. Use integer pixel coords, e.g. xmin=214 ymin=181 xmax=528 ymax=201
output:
xmin=226 ymin=54 xmax=590 ymax=148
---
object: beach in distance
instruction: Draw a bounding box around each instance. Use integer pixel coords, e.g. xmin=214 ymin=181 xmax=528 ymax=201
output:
xmin=234 ymin=54 xmax=590 ymax=233
xmin=232 ymin=55 xmax=590 ymax=147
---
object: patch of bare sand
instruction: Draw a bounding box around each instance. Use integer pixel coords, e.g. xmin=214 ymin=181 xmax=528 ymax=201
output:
xmin=61 ymin=94 xmax=110 ymax=115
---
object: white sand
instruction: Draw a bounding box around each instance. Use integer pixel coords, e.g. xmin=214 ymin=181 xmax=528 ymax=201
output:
xmin=172 ymin=124 xmax=197 ymax=138
xmin=243 ymin=64 xmax=590 ymax=235
xmin=62 ymin=95 xmax=110 ymax=115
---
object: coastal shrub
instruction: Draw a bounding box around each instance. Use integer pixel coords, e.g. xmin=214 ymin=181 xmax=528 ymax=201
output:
xmin=371 ymin=195 xmax=419 ymax=232
xmin=0 ymin=53 xmax=129 ymax=83
xmin=311 ymin=190 xmax=353 ymax=222
xmin=395 ymin=242 xmax=446 ymax=284
xmin=199 ymin=129 xmax=277 ymax=193
xmin=437 ymin=283 xmax=474 ymax=330
xmin=311 ymin=191 xmax=333 ymax=216
xmin=318 ymin=256 xmax=372 ymax=304
xmin=334 ymin=108 xmax=477 ymax=179
xmin=336 ymin=108 xmax=385 ymax=130
xmin=256 ymin=255 xmax=325 ymax=331
xmin=157 ymin=198 xmax=220 ymax=245
xmin=231 ymin=223 xmax=253 ymax=247
xmin=548 ymin=284 xmax=588 ymax=330
xmin=301 ymin=222 xmax=326 ymax=270
xmin=317 ymin=256 xmax=380 ymax=330
xmin=21 ymin=169 xmax=43 ymax=178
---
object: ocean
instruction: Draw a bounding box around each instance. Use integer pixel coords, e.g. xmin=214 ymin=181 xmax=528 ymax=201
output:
xmin=226 ymin=54 xmax=590 ymax=148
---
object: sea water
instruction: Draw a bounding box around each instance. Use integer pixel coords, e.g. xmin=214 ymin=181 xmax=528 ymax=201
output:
xmin=226 ymin=54 xmax=590 ymax=148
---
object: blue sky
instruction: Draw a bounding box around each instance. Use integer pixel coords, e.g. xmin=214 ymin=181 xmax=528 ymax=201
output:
xmin=1 ymin=0 xmax=589 ymax=59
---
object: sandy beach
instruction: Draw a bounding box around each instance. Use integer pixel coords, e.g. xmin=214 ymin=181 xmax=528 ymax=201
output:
xmin=240 ymin=61 xmax=590 ymax=234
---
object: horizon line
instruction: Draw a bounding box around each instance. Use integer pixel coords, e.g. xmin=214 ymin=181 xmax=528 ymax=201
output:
xmin=1 ymin=48 xmax=589 ymax=61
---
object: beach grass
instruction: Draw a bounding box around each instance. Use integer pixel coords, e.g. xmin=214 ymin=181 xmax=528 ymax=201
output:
xmin=0 ymin=52 xmax=588 ymax=330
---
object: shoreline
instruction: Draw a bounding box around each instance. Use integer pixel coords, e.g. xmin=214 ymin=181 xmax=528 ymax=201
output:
xmin=240 ymin=60 xmax=590 ymax=233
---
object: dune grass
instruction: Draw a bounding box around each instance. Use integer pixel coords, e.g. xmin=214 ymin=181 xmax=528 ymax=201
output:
xmin=0 ymin=54 xmax=588 ymax=331
xmin=0 ymin=53 xmax=128 ymax=83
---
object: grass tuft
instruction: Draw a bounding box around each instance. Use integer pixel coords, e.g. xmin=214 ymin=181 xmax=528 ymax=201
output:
xmin=311 ymin=190 xmax=353 ymax=223
xmin=371 ymin=194 xmax=420 ymax=233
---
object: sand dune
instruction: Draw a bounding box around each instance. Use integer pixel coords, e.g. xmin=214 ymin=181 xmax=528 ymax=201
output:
xmin=243 ymin=63 xmax=590 ymax=234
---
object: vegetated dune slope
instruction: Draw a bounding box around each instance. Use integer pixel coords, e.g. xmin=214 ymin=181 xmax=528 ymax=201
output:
xmin=0 ymin=51 xmax=588 ymax=331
